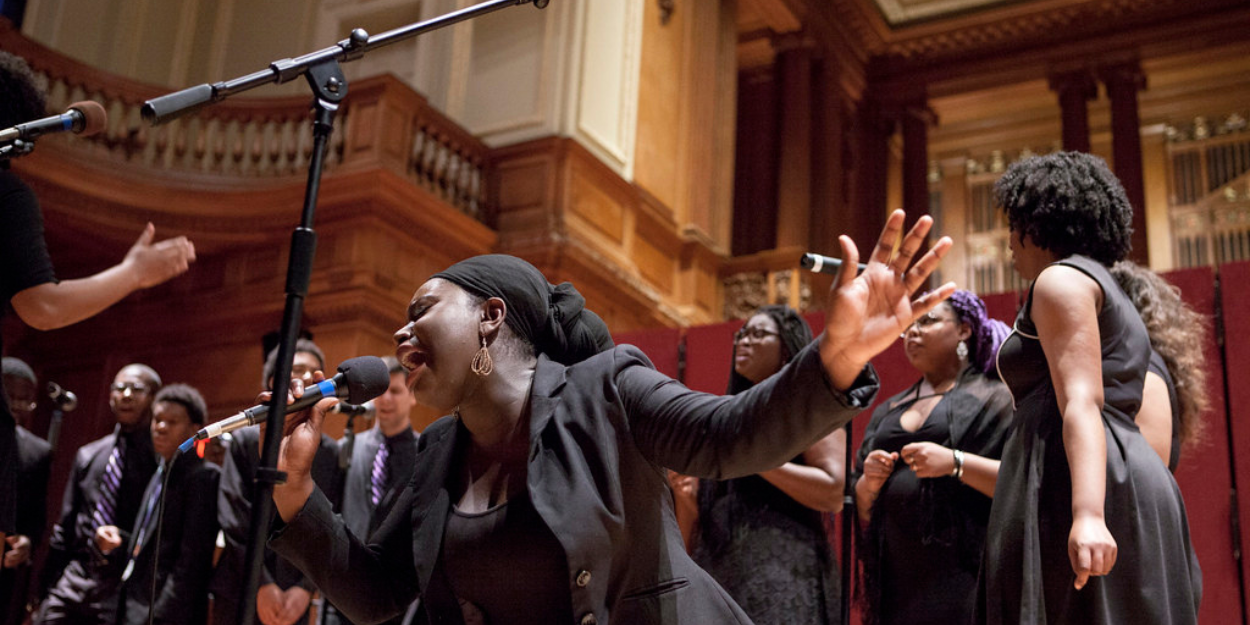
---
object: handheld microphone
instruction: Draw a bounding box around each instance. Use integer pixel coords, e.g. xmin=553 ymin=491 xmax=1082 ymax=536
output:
xmin=330 ymin=400 xmax=376 ymax=419
xmin=0 ymin=101 xmax=108 ymax=143
xmin=47 ymin=382 xmax=78 ymax=412
xmin=799 ymin=253 xmax=868 ymax=276
xmin=179 ymin=356 xmax=389 ymax=452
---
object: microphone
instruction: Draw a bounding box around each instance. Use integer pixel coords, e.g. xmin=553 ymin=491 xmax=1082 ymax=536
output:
xmin=0 ymin=101 xmax=108 ymax=143
xmin=180 ymin=356 xmax=389 ymax=452
xmin=799 ymin=253 xmax=867 ymax=276
xmin=47 ymin=382 xmax=78 ymax=412
xmin=330 ymin=400 xmax=376 ymax=419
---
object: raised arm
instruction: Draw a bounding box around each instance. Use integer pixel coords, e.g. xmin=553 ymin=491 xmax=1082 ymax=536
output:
xmin=629 ymin=210 xmax=953 ymax=480
xmin=1033 ymin=265 xmax=1116 ymax=591
xmin=10 ymin=223 xmax=194 ymax=330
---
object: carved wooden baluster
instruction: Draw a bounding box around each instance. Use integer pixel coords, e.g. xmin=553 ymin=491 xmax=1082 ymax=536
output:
xmin=410 ymin=124 xmax=427 ymax=185
xmin=210 ymin=118 xmax=228 ymax=173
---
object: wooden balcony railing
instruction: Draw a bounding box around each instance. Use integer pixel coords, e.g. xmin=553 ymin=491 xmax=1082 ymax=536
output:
xmin=0 ymin=20 xmax=490 ymax=220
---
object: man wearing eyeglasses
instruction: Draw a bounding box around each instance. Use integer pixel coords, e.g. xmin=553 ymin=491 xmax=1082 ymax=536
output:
xmin=34 ymin=364 xmax=162 ymax=625
xmin=211 ymin=339 xmax=343 ymax=625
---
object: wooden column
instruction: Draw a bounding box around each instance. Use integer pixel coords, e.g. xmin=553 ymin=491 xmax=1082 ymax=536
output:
xmin=1048 ymin=69 xmax=1098 ymax=153
xmin=851 ymin=97 xmax=894 ymax=251
xmin=810 ymin=58 xmax=850 ymax=255
xmin=901 ymin=101 xmax=936 ymax=225
xmin=774 ymin=36 xmax=814 ymax=249
xmin=1100 ymin=62 xmax=1150 ymax=264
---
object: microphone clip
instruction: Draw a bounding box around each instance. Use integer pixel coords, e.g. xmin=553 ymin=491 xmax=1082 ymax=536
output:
xmin=0 ymin=139 xmax=35 ymax=161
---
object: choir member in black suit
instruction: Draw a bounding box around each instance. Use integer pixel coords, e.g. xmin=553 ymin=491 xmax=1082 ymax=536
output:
xmin=210 ymin=339 xmax=342 ymax=625
xmin=321 ymin=356 xmax=419 ymax=625
xmin=0 ymin=358 xmax=52 ymax=625
xmin=34 ymin=364 xmax=163 ymax=625
xmin=93 ymin=383 xmax=220 ymax=625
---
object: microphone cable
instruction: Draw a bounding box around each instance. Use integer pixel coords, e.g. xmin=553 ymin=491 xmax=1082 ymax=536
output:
xmin=145 ymin=451 xmax=179 ymax=625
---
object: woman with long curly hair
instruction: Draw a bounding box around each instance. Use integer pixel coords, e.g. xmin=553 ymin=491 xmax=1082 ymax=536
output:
xmin=977 ymin=152 xmax=1201 ymax=624
xmin=1110 ymin=261 xmax=1209 ymax=471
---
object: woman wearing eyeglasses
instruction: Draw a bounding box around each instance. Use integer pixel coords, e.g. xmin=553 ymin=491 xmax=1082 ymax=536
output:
xmin=673 ymin=305 xmax=846 ymax=625
xmin=853 ymin=290 xmax=1013 ymax=625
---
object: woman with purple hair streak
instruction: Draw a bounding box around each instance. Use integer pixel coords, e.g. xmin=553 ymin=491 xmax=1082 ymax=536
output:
xmin=854 ymin=290 xmax=1014 ymax=625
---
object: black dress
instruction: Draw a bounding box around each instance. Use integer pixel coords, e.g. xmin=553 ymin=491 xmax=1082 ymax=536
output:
xmin=978 ymin=256 xmax=1202 ymax=624
xmin=855 ymin=367 xmax=1013 ymax=625
xmin=693 ymin=467 xmax=839 ymax=625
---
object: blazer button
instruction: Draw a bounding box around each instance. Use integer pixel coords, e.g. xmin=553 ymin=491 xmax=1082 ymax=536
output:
xmin=579 ymin=614 xmax=597 ymax=625
xmin=575 ymin=569 xmax=592 ymax=588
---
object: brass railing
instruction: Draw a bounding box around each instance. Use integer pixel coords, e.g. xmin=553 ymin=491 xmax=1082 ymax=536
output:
xmin=0 ymin=20 xmax=490 ymax=219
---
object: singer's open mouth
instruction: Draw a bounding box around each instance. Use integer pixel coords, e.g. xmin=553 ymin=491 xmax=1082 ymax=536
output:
xmin=397 ymin=347 xmax=426 ymax=372
xmin=397 ymin=347 xmax=428 ymax=390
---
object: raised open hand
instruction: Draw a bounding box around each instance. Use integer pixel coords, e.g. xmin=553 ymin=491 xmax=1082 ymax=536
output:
xmin=819 ymin=210 xmax=955 ymax=390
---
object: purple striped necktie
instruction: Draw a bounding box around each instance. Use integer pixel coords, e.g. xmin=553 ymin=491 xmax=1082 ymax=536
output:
xmin=132 ymin=462 xmax=165 ymax=556
xmin=93 ymin=439 xmax=126 ymax=528
xmin=370 ymin=439 xmax=390 ymax=507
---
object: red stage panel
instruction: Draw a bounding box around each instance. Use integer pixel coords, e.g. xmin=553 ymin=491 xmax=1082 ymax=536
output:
xmin=611 ymin=328 xmax=682 ymax=380
xmin=1220 ymin=261 xmax=1250 ymax=621
xmin=981 ymin=290 xmax=1023 ymax=328
xmin=683 ymin=320 xmax=740 ymax=394
xmin=1166 ymin=266 xmax=1239 ymax=624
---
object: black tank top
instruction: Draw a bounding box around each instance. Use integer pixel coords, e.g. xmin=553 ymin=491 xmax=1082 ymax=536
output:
xmin=442 ymin=492 xmax=573 ymax=624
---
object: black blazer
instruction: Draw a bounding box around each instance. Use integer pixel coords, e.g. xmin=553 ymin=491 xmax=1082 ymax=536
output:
xmin=338 ymin=427 xmax=418 ymax=541
xmin=272 ymin=342 xmax=877 ymax=625
xmin=0 ymin=426 xmax=52 ymax=624
xmin=118 ymin=451 xmax=220 ymax=625
xmin=41 ymin=425 xmax=157 ymax=614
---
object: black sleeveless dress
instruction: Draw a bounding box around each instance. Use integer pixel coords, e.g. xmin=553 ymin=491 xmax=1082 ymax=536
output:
xmin=693 ymin=467 xmax=839 ymax=625
xmin=977 ymin=256 xmax=1202 ymax=624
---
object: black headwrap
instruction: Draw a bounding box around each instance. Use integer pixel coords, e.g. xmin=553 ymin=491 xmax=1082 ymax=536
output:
xmin=432 ymin=254 xmax=614 ymax=365
xmin=725 ymin=304 xmax=813 ymax=395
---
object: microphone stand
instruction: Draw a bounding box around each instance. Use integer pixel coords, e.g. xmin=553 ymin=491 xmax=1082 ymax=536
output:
xmin=139 ymin=3 xmax=548 ymax=624
xmin=840 ymin=421 xmax=854 ymax=625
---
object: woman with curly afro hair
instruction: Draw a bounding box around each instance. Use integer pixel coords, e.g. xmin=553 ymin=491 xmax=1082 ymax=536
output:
xmin=976 ymin=152 xmax=1201 ymax=624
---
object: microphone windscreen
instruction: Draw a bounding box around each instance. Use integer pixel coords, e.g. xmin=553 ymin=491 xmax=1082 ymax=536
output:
xmin=338 ymin=356 xmax=391 ymax=404
xmin=69 ymin=101 xmax=107 ymax=137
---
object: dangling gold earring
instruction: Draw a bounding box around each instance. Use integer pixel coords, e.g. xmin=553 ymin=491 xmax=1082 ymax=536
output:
xmin=471 ymin=333 xmax=494 ymax=376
